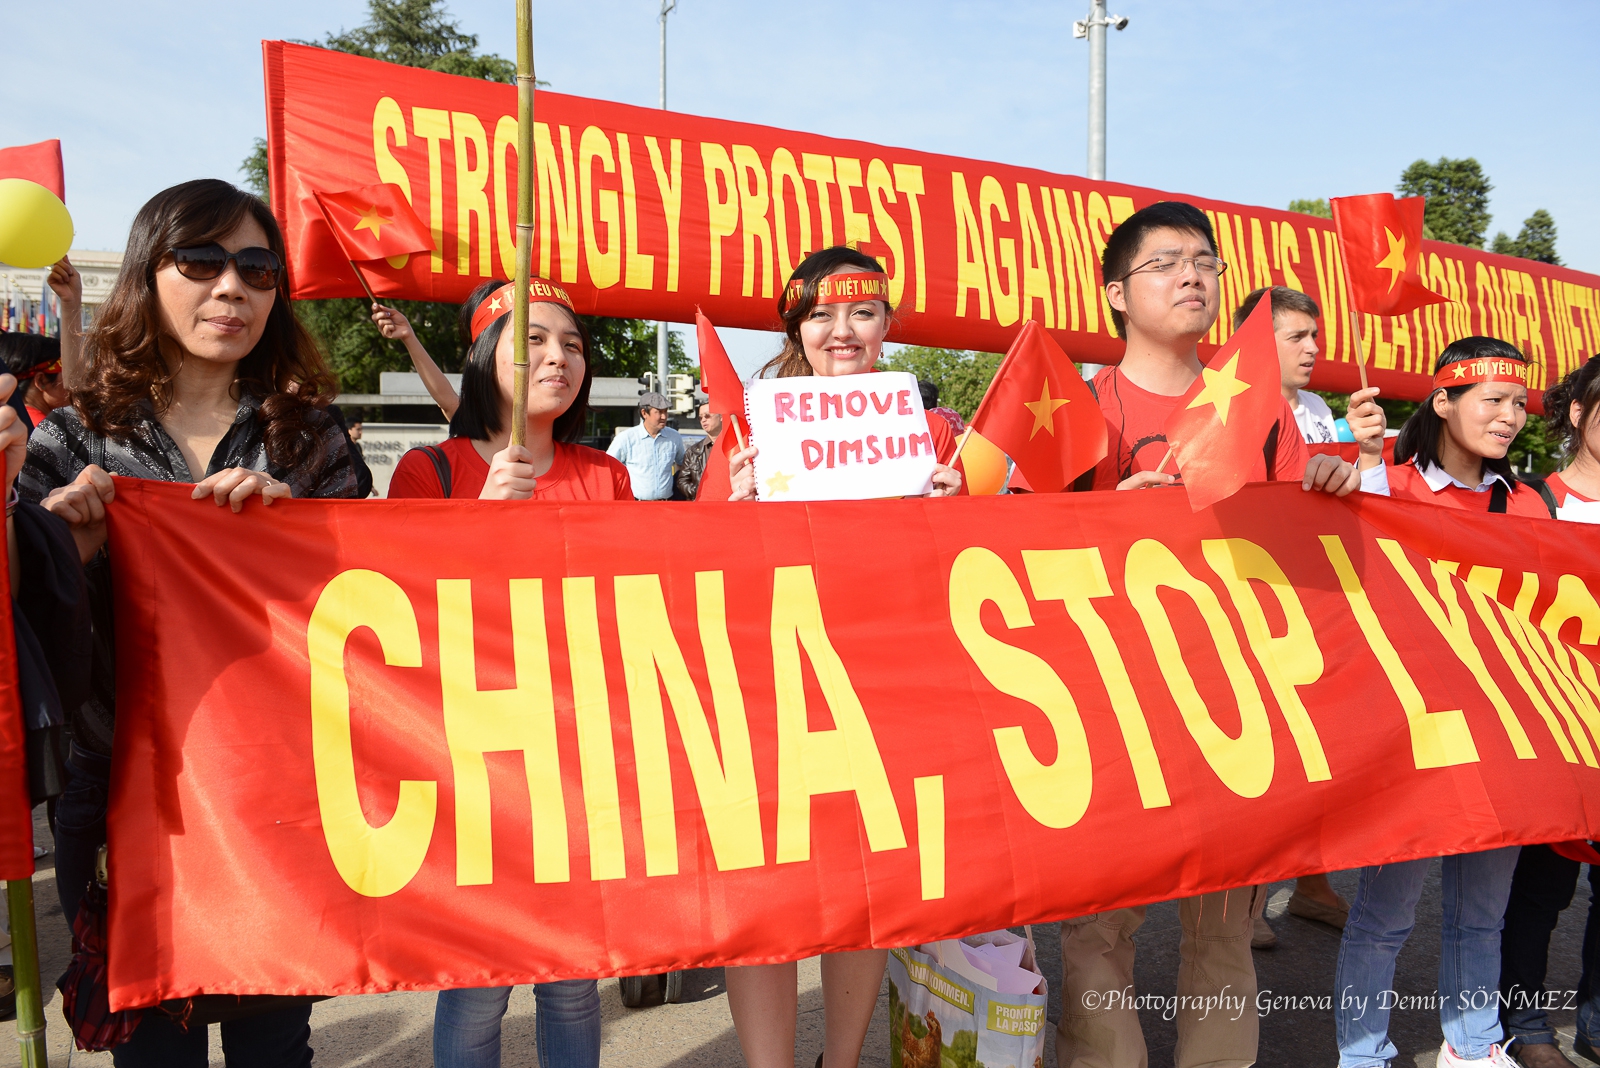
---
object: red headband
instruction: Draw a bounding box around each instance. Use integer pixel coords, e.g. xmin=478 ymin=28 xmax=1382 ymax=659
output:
xmin=1433 ymin=357 xmax=1529 ymax=390
xmin=469 ymin=278 xmax=575 ymax=341
xmin=16 ymin=359 xmax=60 ymax=382
xmin=784 ymin=271 xmax=890 ymax=311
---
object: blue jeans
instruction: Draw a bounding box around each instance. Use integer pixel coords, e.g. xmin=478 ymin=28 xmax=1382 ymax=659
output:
xmin=1335 ymin=848 xmax=1520 ymax=1067
xmin=434 ymin=981 xmax=600 ymax=1068
xmin=1499 ymin=844 xmax=1600 ymax=1047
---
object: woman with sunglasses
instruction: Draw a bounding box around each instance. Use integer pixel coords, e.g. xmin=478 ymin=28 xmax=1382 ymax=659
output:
xmin=721 ymin=247 xmax=959 ymax=1068
xmin=387 ymin=276 xmax=620 ymax=1068
xmin=19 ymin=178 xmax=360 ymax=1068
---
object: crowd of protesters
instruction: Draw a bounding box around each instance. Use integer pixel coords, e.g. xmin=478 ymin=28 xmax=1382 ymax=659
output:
xmin=3 ymin=177 xmax=1599 ymax=1068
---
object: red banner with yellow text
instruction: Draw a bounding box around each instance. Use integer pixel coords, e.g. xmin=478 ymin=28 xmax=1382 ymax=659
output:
xmin=105 ymin=479 xmax=1600 ymax=1007
xmin=264 ymin=41 xmax=1600 ymax=405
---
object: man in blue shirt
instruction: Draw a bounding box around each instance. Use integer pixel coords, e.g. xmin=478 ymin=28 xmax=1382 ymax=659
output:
xmin=607 ymin=392 xmax=685 ymax=500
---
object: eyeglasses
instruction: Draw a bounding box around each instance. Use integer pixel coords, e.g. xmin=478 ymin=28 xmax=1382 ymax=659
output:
xmin=1121 ymin=255 xmax=1229 ymax=280
xmin=169 ymin=244 xmax=284 ymax=291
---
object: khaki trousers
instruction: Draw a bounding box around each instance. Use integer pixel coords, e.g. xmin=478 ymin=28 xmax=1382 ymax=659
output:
xmin=1056 ymin=886 xmax=1264 ymax=1068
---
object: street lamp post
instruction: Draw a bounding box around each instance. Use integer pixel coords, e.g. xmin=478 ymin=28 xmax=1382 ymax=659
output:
xmin=656 ymin=0 xmax=678 ymax=388
xmin=1072 ymin=0 xmax=1128 ymax=182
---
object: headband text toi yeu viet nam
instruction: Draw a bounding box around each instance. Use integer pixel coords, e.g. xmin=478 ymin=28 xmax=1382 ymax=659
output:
xmin=469 ymin=278 xmax=575 ymax=342
xmin=1432 ymin=357 xmax=1530 ymax=391
xmin=784 ymin=272 xmax=890 ymax=312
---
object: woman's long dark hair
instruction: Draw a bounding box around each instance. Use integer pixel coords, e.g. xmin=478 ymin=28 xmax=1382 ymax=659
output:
xmin=75 ymin=178 xmax=337 ymax=468
xmin=1544 ymin=355 xmax=1600 ymax=462
xmin=449 ymin=279 xmax=594 ymax=444
xmin=1395 ymin=335 xmax=1528 ymax=480
xmin=759 ymin=246 xmax=891 ymax=379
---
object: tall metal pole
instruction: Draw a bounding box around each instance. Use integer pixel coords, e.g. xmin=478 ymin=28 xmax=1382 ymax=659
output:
xmin=1086 ymin=0 xmax=1106 ymax=180
xmin=655 ymin=0 xmax=677 ymax=391
xmin=510 ymin=0 xmax=536 ymax=446
xmin=1073 ymin=1 xmax=1127 ymax=181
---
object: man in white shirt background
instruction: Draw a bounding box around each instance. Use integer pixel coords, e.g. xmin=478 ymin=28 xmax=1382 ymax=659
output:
xmin=1235 ymin=285 xmax=1341 ymax=444
xmin=607 ymin=391 xmax=686 ymax=500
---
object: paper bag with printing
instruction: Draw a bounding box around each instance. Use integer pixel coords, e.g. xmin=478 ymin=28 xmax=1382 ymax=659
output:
xmin=887 ymin=929 xmax=1048 ymax=1068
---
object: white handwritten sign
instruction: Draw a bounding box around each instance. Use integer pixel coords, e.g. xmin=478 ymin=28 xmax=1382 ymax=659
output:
xmin=746 ymin=372 xmax=939 ymax=501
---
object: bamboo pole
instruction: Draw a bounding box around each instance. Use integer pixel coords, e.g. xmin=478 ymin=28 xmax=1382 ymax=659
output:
xmin=510 ymin=0 xmax=536 ymax=448
xmin=6 ymin=877 xmax=48 ymax=1066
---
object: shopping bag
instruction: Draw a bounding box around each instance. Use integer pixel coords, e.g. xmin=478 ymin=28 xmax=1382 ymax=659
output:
xmin=887 ymin=929 xmax=1048 ymax=1068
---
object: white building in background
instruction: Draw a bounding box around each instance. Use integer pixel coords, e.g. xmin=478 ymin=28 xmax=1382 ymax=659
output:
xmin=0 ymin=249 xmax=124 ymax=325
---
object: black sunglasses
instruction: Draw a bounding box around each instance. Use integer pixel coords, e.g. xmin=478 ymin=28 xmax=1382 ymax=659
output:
xmin=169 ymin=244 xmax=284 ymax=291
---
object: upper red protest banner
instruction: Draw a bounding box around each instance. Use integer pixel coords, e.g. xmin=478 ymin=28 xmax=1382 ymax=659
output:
xmin=105 ymin=479 xmax=1600 ymax=1007
xmin=264 ymin=41 xmax=1600 ymax=403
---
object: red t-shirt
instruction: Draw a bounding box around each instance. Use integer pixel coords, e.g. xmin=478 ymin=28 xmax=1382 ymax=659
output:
xmin=1085 ymin=366 xmax=1308 ymax=490
xmin=388 ymin=437 xmax=634 ymax=500
xmin=1546 ymin=471 xmax=1596 ymax=506
xmin=1386 ymin=461 xmax=1552 ymax=518
xmin=695 ymin=410 xmax=961 ymax=501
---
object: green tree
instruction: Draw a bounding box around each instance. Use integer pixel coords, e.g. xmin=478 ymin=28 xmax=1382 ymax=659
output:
xmin=1397 ymin=157 xmax=1492 ymax=248
xmin=582 ymin=317 xmax=688 ymax=379
xmin=1287 ymin=198 xmax=1331 ymax=219
xmin=1490 ymin=208 xmax=1562 ymax=265
xmin=238 ymin=0 xmax=676 ymax=403
xmin=877 ymin=346 xmax=1002 ymax=420
xmin=317 ymin=0 xmax=516 ymax=81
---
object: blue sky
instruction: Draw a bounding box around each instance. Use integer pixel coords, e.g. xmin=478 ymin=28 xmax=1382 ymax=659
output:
xmin=5 ymin=0 xmax=1594 ymax=372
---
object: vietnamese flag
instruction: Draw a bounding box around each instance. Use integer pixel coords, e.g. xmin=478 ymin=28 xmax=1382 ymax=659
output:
xmin=0 ymin=461 xmax=32 ymax=880
xmin=1163 ymin=294 xmax=1282 ymax=511
xmin=694 ymin=308 xmax=750 ymax=457
xmin=0 ymin=139 xmax=64 ymax=200
xmin=965 ymin=320 xmax=1105 ymax=493
xmin=311 ymin=182 xmax=434 ymax=261
xmin=1330 ymin=193 xmax=1450 ymax=317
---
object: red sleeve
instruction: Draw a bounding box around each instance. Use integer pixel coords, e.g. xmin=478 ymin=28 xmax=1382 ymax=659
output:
xmin=387 ymin=448 xmax=446 ymax=498
xmin=1273 ymin=400 xmax=1310 ymax=482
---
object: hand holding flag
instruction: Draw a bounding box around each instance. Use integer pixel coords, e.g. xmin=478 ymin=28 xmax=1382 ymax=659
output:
xmin=1162 ymin=294 xmax=1283 ymax=511
xmin=963 ymin=321 xmax=1105 ymax=493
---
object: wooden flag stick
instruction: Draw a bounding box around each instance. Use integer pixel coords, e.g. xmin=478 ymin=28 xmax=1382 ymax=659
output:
xmin=732 ymin=417 xmax=747 ymax=454
xmin=348 ymin=260 xmax=380 ymax=307
xmin=1153 ymin=443 xmax=1176 ymax=475
xmin=509 ymin=0 xmax=536 ymax=448
xmin=948 ymin=427 xmax=972 ymax=468
xmin=6 ymin=878 xmax=47 ymax=1066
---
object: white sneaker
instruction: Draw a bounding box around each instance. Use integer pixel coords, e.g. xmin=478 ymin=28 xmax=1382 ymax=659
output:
xmin=1438 ymin=1040 xmax=1520 ymax=1067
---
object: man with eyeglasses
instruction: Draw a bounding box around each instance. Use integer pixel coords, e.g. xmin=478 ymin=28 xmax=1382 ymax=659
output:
xmin=1058 ymin=201 xmax=1372 ymax=1068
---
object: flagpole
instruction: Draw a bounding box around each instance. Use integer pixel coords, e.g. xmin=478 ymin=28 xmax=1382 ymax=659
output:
xmin=1153 ymin=443 xmax=1175 ymax=475
xmin=348 ymin=260 xmax=380 ymax=307
xmin=6 ymin=877 xmax=47 ymax=1066
xmin=510 ymin=0 xmax=536 ymax=448
xmin=948 ymin=428 xmax=972 ymax=468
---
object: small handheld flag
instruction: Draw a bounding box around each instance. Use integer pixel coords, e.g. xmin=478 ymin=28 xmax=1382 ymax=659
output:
xmin=311 ymin=183 xmax=434 ymax=263
xmin=1162 ymin=294 xmax=1283 ymax=511
xmin=964 ymin=321 xmax=1105 ymax=493
xmin=695 ymin=308 xmax=749 ymax=453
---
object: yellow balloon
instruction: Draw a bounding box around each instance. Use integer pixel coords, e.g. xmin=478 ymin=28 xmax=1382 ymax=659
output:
xmin=0 ymin=178 xmax=74 ymax=269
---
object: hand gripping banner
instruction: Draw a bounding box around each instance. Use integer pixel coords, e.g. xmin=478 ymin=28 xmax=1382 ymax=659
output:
xmin=263 ymin=41 xmax=1600 ymax=405
xmin=102 ymin=481 xmax=1600 ymax=1007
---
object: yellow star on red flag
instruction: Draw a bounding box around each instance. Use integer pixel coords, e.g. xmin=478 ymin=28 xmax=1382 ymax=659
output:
xmin=1375 ymin=226 xmax=1408 ymax=293
xmin=1022 ymin=381 xmax=1070 ymax=439
xmin=353 ymin=205 xmax=393 ymax=239
xmin=1184 ymin=354 xmax=1252 ymax=425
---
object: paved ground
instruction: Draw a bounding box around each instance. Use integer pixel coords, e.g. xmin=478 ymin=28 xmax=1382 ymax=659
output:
xmin=5 ymin=805 xmax=1593 ymax=1066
